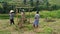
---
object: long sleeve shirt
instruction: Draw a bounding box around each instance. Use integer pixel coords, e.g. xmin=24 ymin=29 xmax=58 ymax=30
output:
xmin=9 ymin=13 xmax=14 ymax=19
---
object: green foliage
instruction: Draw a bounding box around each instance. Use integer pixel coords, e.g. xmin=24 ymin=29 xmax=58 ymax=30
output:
xmin=30 ymin=0 xmax=33 ymax=7
xmin=55 ymin=10 xmax=60 ymax=18
xmin=23 ymin=0 xmax=26 ymax=5
xmin=0 ymin=4 xmax=3 ymax=8
xmin=40 ymin=10 xmax=60 ymax=18
xmin=0 ymin=0 xmax=60 ymax=13
xmin=1 ymin=10 xmax=60 ymax=19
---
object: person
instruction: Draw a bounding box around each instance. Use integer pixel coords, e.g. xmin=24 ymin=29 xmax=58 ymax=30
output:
xmin=9 ymin=10 xmax=15 ymax=25
xmin=18 ymin=9 xmax=26 ymax=28
xmin=33 ymin=11 xmax=40 ymax=28
xmin=20 ymin=9 xmax=26 ymax=23
xmin=21 ymin=9 xmax=25 ymax=19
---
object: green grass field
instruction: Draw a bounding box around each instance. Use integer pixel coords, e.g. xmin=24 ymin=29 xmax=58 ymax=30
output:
xmin=0 ymin=10 xmax=60 ymax=34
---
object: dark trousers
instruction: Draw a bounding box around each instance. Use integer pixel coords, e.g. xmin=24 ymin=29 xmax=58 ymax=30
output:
xmin=10 ymin=19 xmax=15 ymax=25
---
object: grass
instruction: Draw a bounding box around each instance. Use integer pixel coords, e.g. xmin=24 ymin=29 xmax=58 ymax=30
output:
xmin=0 ymin=10 xmax=60 ymax=34
xmin=0 ymin=30 xmax=11 ymax=34
xmin=0 ymin=18 xmax=60 ymax=34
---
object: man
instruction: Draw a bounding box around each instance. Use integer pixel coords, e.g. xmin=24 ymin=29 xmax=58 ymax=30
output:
xmin=33 ymin=11 xmax=40 ymax=28
xmin=9 ymin=10 xmax=15 ymax=25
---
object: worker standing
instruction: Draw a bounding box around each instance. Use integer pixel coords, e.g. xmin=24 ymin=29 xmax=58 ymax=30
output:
xmin=9 ymin=10 xmax=15 ymax=25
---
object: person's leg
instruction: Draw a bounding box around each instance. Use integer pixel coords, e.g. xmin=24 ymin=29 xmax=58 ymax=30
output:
xmin=33 ymin=24 xmax=35 ymax=28
xmin=12 ymin=19 xmax=15 ymax=24
xmin=10 ymin=19 xmax=12 ymax=25
xmin=33 ymin=20 xmax=36 ymax=28
xmin=36 ymin=25 xmax=38 ymax=28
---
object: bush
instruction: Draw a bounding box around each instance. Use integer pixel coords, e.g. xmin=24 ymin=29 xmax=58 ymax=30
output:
xmin=40 ymin=10 xmax=60 ymax=18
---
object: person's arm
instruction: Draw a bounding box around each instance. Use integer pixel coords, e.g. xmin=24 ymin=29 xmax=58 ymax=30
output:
xmin=35 ymin=14 xmax=37 ymax=19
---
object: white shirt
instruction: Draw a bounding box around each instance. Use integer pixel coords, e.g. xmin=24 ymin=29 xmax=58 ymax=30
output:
xmin=35 ymin=14 xmax=40 ymax=20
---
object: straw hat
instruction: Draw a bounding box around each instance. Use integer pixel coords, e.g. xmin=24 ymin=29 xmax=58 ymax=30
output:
xmin=10 ymin=10 xmax=14 ymax=13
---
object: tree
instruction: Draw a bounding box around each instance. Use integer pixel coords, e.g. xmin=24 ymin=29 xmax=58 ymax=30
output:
xmin=46 ymin=0 xmax=49 ymax=9
xmin=0 ymin=3 xmax=3 ymax=13
xmin=36 ymin=0 xmax=39 ymax=12
xmin=23 ymin=0 xmax=26 ymax=5
xmin=30 ymin=0 xmax=33 ymax=7
xmin=2 ymin=2 xmax=8 ymax=13
xmin=43 ymin=0 xmax=50 ymax=9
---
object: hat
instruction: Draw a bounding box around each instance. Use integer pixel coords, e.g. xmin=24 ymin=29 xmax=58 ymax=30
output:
xmin=10 ymin=10 xmax=14 ymax=13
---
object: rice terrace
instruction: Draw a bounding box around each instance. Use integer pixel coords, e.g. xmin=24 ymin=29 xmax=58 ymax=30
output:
xmin=0 ymin=0 xmax=60 ymax=34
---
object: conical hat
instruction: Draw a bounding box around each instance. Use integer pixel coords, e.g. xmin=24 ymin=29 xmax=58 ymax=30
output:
xmin=10 ymin=10 xmax=14 ymax=13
